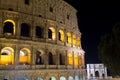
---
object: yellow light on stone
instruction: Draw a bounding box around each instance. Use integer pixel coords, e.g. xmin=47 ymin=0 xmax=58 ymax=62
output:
xmin=68 ymin=53 xmax=73 ymax=65
xmin=74 ymin=54 xmax=78 ymax=66
xmin=67 ymin=32 xmax=72 ymax=44
xmin=49 ymin=27 xmax=56 ymax=40
xmin=73 ymin=35 xmax=77 ymax=46
xmin=59 ymin=29 xmax=64 ymax=42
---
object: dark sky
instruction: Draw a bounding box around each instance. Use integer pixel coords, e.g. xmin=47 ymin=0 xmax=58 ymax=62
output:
xmin=65 ymin=0 xmax=120 ymax=64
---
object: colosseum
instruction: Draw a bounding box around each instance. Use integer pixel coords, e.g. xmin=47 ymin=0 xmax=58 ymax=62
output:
xmin=0 ymin=0 xmax=86 ymax=80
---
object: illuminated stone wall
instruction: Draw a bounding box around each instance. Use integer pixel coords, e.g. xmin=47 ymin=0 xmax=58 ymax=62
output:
xmin=0 ymin=0 xmax=78 ymax=29
xmin=86 ymin=64 xmax=108 ymax=79
xmin=0 ymin=0 xmax=86 ymax=80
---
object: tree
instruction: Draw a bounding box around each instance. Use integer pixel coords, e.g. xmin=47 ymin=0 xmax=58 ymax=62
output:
xmin=98 ymin=23 xmax=120 ymax=76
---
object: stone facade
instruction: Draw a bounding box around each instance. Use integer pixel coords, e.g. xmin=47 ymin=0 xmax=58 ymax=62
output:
xmin=0 ymin=0 xmax=85 ymax=80
xmin=86 ymin=64 xmax=107 ymax=80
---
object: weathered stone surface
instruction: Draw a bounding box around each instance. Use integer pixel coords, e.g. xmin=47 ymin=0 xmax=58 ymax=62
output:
xmin=0 ymin=0 xmax=86 ymax=80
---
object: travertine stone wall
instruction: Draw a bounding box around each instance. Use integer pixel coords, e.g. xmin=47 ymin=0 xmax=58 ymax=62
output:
xmin=0 ymin=0 xmax=78 ymax=29
xmin=0 ymin=0 xmax=86 ymax=80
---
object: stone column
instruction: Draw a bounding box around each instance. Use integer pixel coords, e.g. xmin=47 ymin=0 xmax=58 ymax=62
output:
xmin=44 ymin=20 xmax=48 ymax=39
xmin=0 ymin=11 xmax=2 ymax=37
xmin=71 ymin=32 xmax=73 ymax=47
xmin=104 ymin=67 xmax=107 ymax=78
xmin=56 ymin=27 xmax=59 ymax=44
xmin=72 ymin=51 xmax=74 ymax=69
xmin=31 ymin=21 xmax=35 ymax=40
xmin=44 ymin=48 xmax=49 ymax=68
xmin=14 ymin=45 xmax=19 ymax=69
xmin=56 ymin=50 xmax=59 ymax=68
xmin=17 ymin=19 xmax=23 ymax=39
xmin=65 ymin=50 xmax=68 ymax=68
xmin=31 ymin=46 xmax=35 ymax=69
xmin=15 ymin=18 xmax=20 ymax=39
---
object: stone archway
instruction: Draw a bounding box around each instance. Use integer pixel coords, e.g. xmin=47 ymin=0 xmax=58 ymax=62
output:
xmin=49 ymin=76 xmax=56 ymax=80
xmin=36 ymin=77 xmax=43 ymax=80
xmin=49 ymin=52 xmax=53 ymax=65
xmin=20 ymin=23 xmax=30 ymax=37
xmin=0 ymin=47 xmax=14 ymax=65
xmin=18 ymin=77 xmax=28 ymax=80
xmin=19 ymin=48 xmax=31 ymax=65
xmin=36 ymin=50 xmax=44 ymax=65
xmin=60 ymin=76 xmax=66 ymax=80
xmin=80 ymin=75 xmax=83 ymax=80
xmin=68 ymin=76 xmax=73 ymax=80
xmin=3 ymin=19 xmax=16 ymax=36
xmin=95 ymin=71 xmax=99 ymax=77
xmin=48 ymin=27 xmax=56 ymax=40
xmin=75 ymin=75 xmax=79 ymax=80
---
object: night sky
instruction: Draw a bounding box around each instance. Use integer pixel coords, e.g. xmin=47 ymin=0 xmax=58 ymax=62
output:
xmin=65 ymin=0 xmax=120 ymax=64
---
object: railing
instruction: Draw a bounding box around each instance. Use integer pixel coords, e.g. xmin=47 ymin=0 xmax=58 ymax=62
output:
xmin=0 ymin=65 xmax=14 ymax=70
xmin=47 ymin=65 xmax=57 ymax=69
xmin=0 ymin=64 xmax=84 ymax=70
xmin=57 ymin=65 xmax=66 ymax=69
xmin=67 ymin=65 xmax=73 ymax=69
xmin=15 ymin=65 xmax=31 ymax=70
xmin=35 ymin=65 xmax=46 ymax=69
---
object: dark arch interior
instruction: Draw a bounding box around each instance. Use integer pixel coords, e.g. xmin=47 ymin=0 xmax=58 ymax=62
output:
xmin=48 ymin=29 xmax=52 ymax=39
xmin=21 ymin=23 xmax=30 ymax=37
xmin=58 ymin=32 xmax=61 ymax=41
xmin=36 ymin=26 xmax=42 ymax=38
xmin=95 ymin=71 xmax=99 ymax=77
xmin=36 ymin=51 xmax=43 ymax=65
xmin=3 ymin=22 xmax=14 ymax=35
xmin=49 ymin=52 xmax=53 ymax=65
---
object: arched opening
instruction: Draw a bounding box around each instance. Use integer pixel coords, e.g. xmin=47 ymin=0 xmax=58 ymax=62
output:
xmin=0 ymin=47 xmax=14 ymax=65
xmin=75 ymin=75 xmax=79 ymax=80
xmin=8 ymin=8 xmax=13 ymax=11
xmin=59 ymin=54 xmax=62 ymax=65
xmin=36 ymin=51 xmax=43 ymax=65
xmin=24 ymin=0 xmax=29 ymax=5
xmin=74 ymin=54 xmax=78 ymax=66
xmin=48 ymin=29 xmax=52 ymax=39
xmin=90 ymin=74 xmax=93 ymax=77
xmin=49 ymin=76 xmax=56 ymax=80
xmin=66 ymin=32 xmax=71 ymax=44
xmin=19 ymin=48 xmax=31 ymax=65
xmin=95 ymin=71 xmax=99 ymax=77
xmin=3 ymin=22 xmax=13 ymax=35
xmin=60 ymin=76 xmax=66 ymax=80
xmin=102 ymin=74 xmax=105 ymax=78
xmin=35 ymin=26 xmax=43 ymax=38
xmin=3 ymin=19 xmax=16 ymax=36
xmin=58 ymin=30 xmax=64 ymax=42
xmin=59 ymin=54 xmax=64 ymax=65
xmin=49 ymin=52 xmax=53 ymax=65
xmin=68 ymin=53 xmax=73 ymax=65
xmin=68 ymin=76 xmax=73 ymax=80
xmin=73 ymin=35 xmax=77 ymax=46
xmin=80 ymin=75 xmax=83 ymax=80
xmin=21 ymin=23 xmax=30 ymax=37
xmin=36 ymin=77 xmax=43 ymax=80
xmin=48 ymin=27 xmax=55 ymax=40
xmin=50 ymin=7 xmax=53 ymax=12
